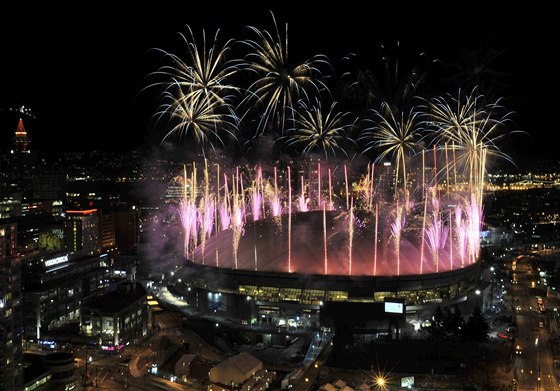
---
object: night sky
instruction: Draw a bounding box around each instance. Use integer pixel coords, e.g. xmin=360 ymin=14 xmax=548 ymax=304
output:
xmin=0 ymin=5 xmax=555 ymax=164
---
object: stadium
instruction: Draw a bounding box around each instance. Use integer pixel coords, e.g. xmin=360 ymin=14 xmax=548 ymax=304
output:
xmin=172 ymin=207 xmax=485 ymax=336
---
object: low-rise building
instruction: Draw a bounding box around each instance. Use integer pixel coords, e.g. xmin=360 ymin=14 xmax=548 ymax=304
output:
xmin=209 ymin=352 xmax=263 ymax=390
xmin=80 ymin=281 xmax=147 ymax=351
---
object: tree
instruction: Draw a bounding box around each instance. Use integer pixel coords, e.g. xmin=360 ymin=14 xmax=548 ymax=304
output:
xmin=426 ymin=305 xmax=445 ymax=340
xmin=462 ymin=306 xmax=489 ymax=343
xmin=443 ymin=305 xmax=464 ymax=339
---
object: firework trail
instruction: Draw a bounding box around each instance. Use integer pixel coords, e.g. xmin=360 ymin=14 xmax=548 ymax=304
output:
xmin=268 ymin=166 xmax=282 ymax=217
xmin=465 ymin=193 xmax=482 ymax=264
xmin=198 ymin=195 xmax=215 ymax=264
xmin=390 ymin=202 xmax=405 ymax=276
xmin=231 ymin=174 xmax=245 ymax=269
xmin=348 ymin=198 xmax=354 ymax=275
xmin=178 ymin=199 xmax=197 ymax=258
xmin=424 ymin=190 xmax=449 ymax=273
xmin=297 ymin=175 xmax=308 ymax=212
xmin=454 ymin=205 xmax=467 ymax=268
xmin=250 ymin=183 xmax=263 ymax=222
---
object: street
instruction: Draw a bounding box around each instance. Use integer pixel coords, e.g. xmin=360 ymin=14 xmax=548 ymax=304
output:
xmin=510 ymin=261 xmax=558 ymax=390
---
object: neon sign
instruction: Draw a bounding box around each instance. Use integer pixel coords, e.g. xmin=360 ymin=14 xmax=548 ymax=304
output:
xmin=45 ymin=255 xmax=69 ymax=267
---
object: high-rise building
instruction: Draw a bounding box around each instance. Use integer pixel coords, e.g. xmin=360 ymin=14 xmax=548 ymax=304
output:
xmin=65 ymin=218 xmax=82 ymax=254
xmin=114 ymin=209 xmax=138 ymax=252
xmin=12 ymin=118 xmax=31 ymax=153
xmin=99 ymin=211 xmax=116 ymax=252
xmin=4 ymin=119 xmax=37 ymax=198
xmin=32 ymin=168 xmax=66 ymax=200
xmin=10 ymin=214 xmax=64 ymax=260
xmin=0 ymin=193 xmax=22 ymax=219
xmin=20 ymin=200 xmax=52 ymax=217
xmin=64 ymin=209 xmax=100 ymax=256
xmin=22 ymin=252 xmax=110 ymax=342
xmin=0 ymin=222 xmax=23 ymax=391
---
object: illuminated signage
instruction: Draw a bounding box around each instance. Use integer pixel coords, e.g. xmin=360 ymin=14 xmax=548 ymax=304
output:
xmin=401 ymin=376 xmax=414 ymax=387
xmin=44 ymin=255 xmax=69 ymax=267
xmin=102 ymin=344 xmax=124 ymax=351
xmin=40 ymin=340 xmax=56 ymax=349
xmin=384 ymin=298 xmax=405 ymax=314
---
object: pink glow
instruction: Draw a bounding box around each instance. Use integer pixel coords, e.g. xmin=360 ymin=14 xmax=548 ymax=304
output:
xmin=218 ymin=202 xmax=230 ymax=231
xmin=298 ymin=175 xmax=308 ymax=212
xmin=178 ymin=200 xmax=197 ymax=257
xmin=466 ymin=194 xmax=482 ymax=265
xmin=202 ymin=198 xmax=215 ymax=238
xmin=288 ymin=166 xmax=293 ymax=272
xmin=269 ymin=167 xmax=281 ymax=217
xmin=250 ymin=189 xmax=263 ymax=222
xmin=454 ymin=205 xmax=467 ymax=268
xmin=323 ymin=201 xmax=328 ymax=275
xmin=390 ymin=203 xmax=405 ymax=276
xmin=172 ymin=158 xmax=485 ymax=277
xmin=344 ymin=164 xmax=349 ymax=210
xmin=317 ymin=162 xmax=321 ymax=207
xmin=424 ymin=212 xmax=449 ymax=273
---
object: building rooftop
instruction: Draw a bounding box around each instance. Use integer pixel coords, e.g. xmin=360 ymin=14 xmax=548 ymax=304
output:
xmin=82 ymin=282 xmax=146 ymax=313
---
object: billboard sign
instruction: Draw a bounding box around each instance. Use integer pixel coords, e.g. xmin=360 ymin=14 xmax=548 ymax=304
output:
xmin=384 ymin=298 xmax=405 ymax=314
xmin=401 ymin=376 xmax=414 ymax=387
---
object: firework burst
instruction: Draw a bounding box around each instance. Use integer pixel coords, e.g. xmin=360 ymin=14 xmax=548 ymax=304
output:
xmin=282 ymin=98 xmax=354 ymax=158
xmin=427 ymin=88 xmax=515 ymax=176
xmin=240 ymin=11 xmax=330 ymax=138
xmin=155 ymin=81 xmax=238 ymax=155
xmin=339 ymin=44 xmax=442 ymax=112
xmin=148 ymin=26 xmax=242 ymax=106
xmin=361 ymin=102 xmax=423 ymax=196
xmin=148 ymin=25 xmax=243 ymax=155
xmin=425 ymin=87 xmax=522 ymax=209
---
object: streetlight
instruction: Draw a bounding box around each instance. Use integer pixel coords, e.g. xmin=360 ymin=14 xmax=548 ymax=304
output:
xmin=371 ymin=362 xmax=393 ymax=390
xmin=374 ymin=375 xmax=388 ymax=390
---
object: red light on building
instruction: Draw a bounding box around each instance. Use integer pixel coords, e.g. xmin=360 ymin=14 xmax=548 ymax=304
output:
xmin=66 ymin=209 xmax=98 ymax=215
xmin=12 ymin=118 xmax=31 ymax=152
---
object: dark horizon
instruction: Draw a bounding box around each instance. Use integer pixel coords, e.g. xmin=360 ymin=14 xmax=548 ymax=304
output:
xmin=0 ymin=5 xmax=555 ymax=164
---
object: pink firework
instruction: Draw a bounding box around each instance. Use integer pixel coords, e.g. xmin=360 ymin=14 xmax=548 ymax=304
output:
xmin=202 ymin=197 xmax=215 ymax=238
xmin=270 ymin=195 xmax=281 ymax=217
xmin=250 ymin=187 xmax=263 ymax=222
xmin=390 ymin=203 xmax=406 ymax=276
xmin=233 ymin=204 xmax=244 ymax=229
xmin=465 ymin=194 xmax=482 ymax=264
xmin=424 ymin=212 xmax=449 ymax=273
xmin=297 ymin=175 xmax=308 ymax=212
xmin=454 ymin=205 xmax=467 ymax=268
xmin=232 ymin=202 xmax=245 ymax=270
xmin=178 ymin=199 xmax=197 ymax=257
xmin=218 ymin=202 xmax=231 ymax=231
xmin=269 ymin=167 xmax=281 ymax=217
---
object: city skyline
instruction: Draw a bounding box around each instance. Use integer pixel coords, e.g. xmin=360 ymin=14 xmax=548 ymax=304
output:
xmin=0 ymin=6 xmax=555 ymax=164
xmin=1 ymin=7 xmax=560 ymax=389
